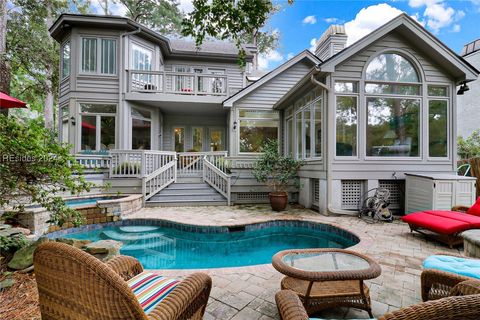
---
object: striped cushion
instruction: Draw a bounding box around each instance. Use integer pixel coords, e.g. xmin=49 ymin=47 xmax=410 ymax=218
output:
xmin=127 ymin=272 xmax=180 ymax=314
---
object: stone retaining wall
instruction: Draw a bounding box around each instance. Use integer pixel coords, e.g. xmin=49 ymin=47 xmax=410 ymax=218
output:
xmin=15 ymin=194 xmax=143 ymax=235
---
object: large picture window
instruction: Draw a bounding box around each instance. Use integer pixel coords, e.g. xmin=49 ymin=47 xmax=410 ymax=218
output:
xmin=81 ymin=37 xmax=117 ymax=74
xmin=131 ymin=108 xmax=151 ymax=150
xmin=365 ymin=53 xmax=421 ymax=158
xmin=239 ymin=110 xmax=279 ymax=153
xmin=366 ymin=98 xmax=420 ymax=157
xmin=80 ymin=103 xmax=116 ymax=151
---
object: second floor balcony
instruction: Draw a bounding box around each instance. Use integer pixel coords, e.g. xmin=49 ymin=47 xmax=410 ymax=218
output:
xmin=127 ymin=70 xmax=229 ymax=97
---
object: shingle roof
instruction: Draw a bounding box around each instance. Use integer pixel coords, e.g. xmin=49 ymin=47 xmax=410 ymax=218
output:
xmin=169 ymin=38 xmax=245 ymax=55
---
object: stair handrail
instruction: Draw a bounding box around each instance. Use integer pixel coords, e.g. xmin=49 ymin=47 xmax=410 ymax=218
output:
xmin=203 ymin=156 xmax=231 ymax=206
xmin=142 ymin=158 xmax=177 ymax=202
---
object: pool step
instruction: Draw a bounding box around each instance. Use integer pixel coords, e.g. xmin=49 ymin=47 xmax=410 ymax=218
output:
xmin=146 ymin=182 xmax=227 ymax=207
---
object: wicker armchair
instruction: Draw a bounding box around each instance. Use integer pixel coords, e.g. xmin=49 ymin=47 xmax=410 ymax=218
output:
xmin=33 ymin=241 xmax=212 ymax=320
xmin=276 ymin=280 xmax=480 ymax=320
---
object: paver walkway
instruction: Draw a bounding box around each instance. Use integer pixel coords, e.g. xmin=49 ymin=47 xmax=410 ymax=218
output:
xmin=128 ymin=205 xmax=460 ymax=319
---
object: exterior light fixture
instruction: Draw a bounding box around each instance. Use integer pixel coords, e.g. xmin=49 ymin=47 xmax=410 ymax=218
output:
xmin=457 ymin=82 xmax=470 ymax=95
xmin=233 ymin=121 xmax=237 ymax=130
xmin=70 ymin=116 xmax=76 ymax=125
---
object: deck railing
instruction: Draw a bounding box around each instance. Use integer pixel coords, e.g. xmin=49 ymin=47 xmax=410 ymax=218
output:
xmin=177 ymin=151 xmax=228 ymax=177
xmin=203 ymin=156 xmax=231 ymax=205
xmin=142 ymin=159 xmax=177 ymax=201
xmin=109 ymin=150 xmax=176 ymax=178
xmin=75 ymin=154 xmax=111 ymax=169
xmin=128 ymin=70 xmax=228 ymax=96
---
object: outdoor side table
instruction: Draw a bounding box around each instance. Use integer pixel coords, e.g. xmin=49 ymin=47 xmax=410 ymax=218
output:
xmin=272 ymin=248 xmax=381 ymax=317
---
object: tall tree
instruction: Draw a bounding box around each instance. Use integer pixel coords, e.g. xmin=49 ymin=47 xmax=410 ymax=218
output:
xmin=182 ymin=0 xmax=292 ymax=67
xmin=0 ymin=0 xmax=9 ymax=98
xmin=7 ymin=0 xmax=89 ymax=127
xmin=118 ymin=0 xmax=184 ymax=34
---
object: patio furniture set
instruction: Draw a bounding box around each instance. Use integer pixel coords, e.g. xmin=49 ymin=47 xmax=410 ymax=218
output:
xmin=30 ymin=197 xmax=480 ymax=320
xmin=33 ymin=240 xmax=480 ymax=320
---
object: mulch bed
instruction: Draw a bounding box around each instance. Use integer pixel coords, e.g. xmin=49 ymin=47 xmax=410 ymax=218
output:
xmin=0 ymin=272 xmax=41 ymax=320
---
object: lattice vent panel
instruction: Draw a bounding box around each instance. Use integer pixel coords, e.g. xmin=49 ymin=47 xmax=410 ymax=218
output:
xmin=312 ymin=179 xmax=320 ymax=209
xmin=341 ymin=180 xmax=364 ymax=209
xmin=379 ymin=180 xmax=404 ymax=210
xmin=235 ymin=192 xmax=269 ymax=203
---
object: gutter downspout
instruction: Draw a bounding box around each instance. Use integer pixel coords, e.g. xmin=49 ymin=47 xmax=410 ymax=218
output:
xmin=310 ymin=68 xmax=356 ymax=216
xmin=119 ymin=28 xmax=141 ymax=150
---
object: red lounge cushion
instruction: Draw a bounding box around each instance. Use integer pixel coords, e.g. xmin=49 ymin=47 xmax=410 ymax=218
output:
xmin=402 ymin=212 xmax=471 ymax=234
xmin=424 ymin=210 xmax=480 ymax=228
xmin=467 ymin=197 xmax=480 ymax=216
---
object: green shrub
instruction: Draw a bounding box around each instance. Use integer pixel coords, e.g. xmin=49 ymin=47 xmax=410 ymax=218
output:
xmin=458 ymin=130 xmax=480 ymax=160
xmin=0 ymin=115 xmax=93 ymax=227
xmin=252 ymin=139 xmax=302 ymax=193
xmin=0 ymin=235 xmax=28 ymax=254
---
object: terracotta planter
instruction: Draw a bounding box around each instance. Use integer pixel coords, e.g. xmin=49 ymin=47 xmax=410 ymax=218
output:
xmin=269 ymin=192 xmax=288 ymax=212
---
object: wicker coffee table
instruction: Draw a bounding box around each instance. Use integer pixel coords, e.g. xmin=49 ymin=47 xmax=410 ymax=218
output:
xmin=272 ymin=248 xmax=381 ymax=317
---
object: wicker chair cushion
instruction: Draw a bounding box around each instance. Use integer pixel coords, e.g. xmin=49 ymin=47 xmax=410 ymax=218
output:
xmin=467 ymin=197 xmax=480 ymax=216
xmin=127 ymin=272 xmax=180 ymax=314
xmin=423 ymin=255 xmax=480 ymax=279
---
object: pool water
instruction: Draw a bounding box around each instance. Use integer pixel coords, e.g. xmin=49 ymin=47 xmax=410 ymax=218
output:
xmin=63 ymin=224 xmax=357 ymax=269
xmin=65 ymin=196 xmax=120 ymax=208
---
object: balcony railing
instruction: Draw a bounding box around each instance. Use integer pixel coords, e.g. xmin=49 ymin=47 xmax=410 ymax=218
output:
xmin=128 ymin=70 xmax=228 ymax=96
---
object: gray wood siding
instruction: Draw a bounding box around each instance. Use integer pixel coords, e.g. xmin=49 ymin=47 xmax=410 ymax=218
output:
xmin=76 ymin=76 xmax=119 ymax=92
xmin=162 ymin=114 xmax=227 ymax=151
xmin=335 ymin=32 xmax=453 ymax=83
xmin=235 ymin=61 xmax=313 ymax=108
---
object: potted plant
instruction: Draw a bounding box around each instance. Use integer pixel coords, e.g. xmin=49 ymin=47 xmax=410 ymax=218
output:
xmin=252 ymin=139 xmax=302 ymax=211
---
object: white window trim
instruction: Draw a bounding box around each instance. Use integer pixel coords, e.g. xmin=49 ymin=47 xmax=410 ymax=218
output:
xmin=334 ymin=91 xmax=360 ymax=160
xmin=362 ymin=50 xmax=425 ymax=161
xmin=61 ymin=40 xmax=71 ymax=80
xmin=131 ymin=107 xmax=153 ymax=150
xmin=291 ymin=96 xmax=323 ymax=161
xmin=78 ymin=102 xmax=117 ymax=152
xmin=79 ymin=36 xmax=118 ymax=76
xmin=426 ymin=94 xmax=450 ymax=161
xmin=237 ymin=108 xmax=280 ymax=155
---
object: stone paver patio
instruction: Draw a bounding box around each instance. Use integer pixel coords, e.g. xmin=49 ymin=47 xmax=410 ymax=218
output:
xmin=128 ymin=205 xmax=460 ymax=319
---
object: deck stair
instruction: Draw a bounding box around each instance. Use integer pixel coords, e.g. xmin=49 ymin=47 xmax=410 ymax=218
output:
xmin=146 ymin=181 xmax=228 ymax=206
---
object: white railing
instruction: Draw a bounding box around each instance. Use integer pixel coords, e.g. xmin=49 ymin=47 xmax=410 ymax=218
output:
xmin=128 ymin=70 xmax=228 ymax=96
xmin=203 ymin=157 xmax=231 ymax=205
xmin=110 ymin=150 xmax=176 ymax=178
xmin=75 ymin=154 xmax=111 ymax=169
xmin=226 ymin=156 xmax=257 ymax=169
xmin=142 ymin=159 xmax=177 ymax=201
xmin=177 ymin=151 xmax=228 ymax=177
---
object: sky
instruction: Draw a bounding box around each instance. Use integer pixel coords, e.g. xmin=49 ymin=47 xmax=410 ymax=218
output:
xmin=90 ymin=0 xmax=480 ymax=71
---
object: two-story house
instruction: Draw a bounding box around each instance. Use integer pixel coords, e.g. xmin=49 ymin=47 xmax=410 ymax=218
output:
xmin=49 ymin=13 xmax=478 ymax=212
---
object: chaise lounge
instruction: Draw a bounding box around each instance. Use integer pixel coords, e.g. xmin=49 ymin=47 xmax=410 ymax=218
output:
xmin=33 ymin=242 xmax=212 ymax=320
xmin=401 ymin=201 xmax=480 ymax=247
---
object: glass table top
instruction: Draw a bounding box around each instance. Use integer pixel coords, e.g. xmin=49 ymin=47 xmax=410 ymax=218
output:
xmin=281 ymin=251 xmax=371 ymax=272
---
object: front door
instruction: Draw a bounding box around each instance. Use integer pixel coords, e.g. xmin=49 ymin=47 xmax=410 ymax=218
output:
xmin=209 ymin=128 xmax=225 ymax=151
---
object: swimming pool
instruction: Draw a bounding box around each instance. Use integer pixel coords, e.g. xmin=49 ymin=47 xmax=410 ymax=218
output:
xmin=58 ymin=220 xmax=359 ymax=269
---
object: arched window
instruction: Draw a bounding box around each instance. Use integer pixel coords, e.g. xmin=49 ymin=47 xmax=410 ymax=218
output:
xmin=364 ymin=53 xmax=421 ymax=158
xmin=365 ymin=53 xmax=419 ymax=83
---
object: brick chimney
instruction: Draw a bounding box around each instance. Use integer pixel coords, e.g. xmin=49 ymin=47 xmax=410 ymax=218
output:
xmin=314 ymin=25 xmax=347 ymax=61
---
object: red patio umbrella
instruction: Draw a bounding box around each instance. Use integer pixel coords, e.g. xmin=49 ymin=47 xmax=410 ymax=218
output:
xmin=81 ymin=122 xmax=96 ymax=130
xmin=0 ymin=92 xmax=27 ymax=109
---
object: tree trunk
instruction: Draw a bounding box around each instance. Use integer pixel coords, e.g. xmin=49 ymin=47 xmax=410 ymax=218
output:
xmin=0 ymin=0 xmax=10 ymax=115
xmin=252 ymin=31 xmax=258 ymax=71
xmin=44 ymin=2 xmax=55 ymax=129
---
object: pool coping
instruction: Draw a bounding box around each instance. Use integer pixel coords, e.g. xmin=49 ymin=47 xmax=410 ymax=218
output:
xmin=44 ymin=214 xmax=375 ymax=274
